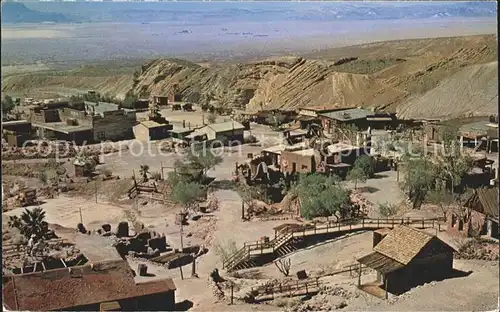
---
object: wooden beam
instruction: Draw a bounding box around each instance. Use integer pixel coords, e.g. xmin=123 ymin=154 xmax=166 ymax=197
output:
xmin=357 ymin=262 xmax=362 ymax=287
xmin=385 ymin=276 xmax=389 ymax=300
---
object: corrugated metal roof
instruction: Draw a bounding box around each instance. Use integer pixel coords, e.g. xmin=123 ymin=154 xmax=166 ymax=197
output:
xmin=320 ymin=108 xmax=373 ymax=121
xmin=207 ymin=120 xmax=245 ymax=133
xmin=357 ymin=252 xmax=405 ymax=274
xmin=373 ymin=225 xmax=434 ymax=265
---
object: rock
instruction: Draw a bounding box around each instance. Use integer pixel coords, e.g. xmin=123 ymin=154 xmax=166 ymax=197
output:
xmin=102 ymin=224 xmax=111 ymax=232
xmin=77 ymin=223 xmax=87 ymax=234
xmin=117 ymin=221 xmax=129 ymax=237
xmin=133 ymin=221 xmax=145 ymax=233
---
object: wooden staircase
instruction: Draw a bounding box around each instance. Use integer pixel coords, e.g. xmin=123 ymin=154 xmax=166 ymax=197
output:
xmin=222 ymin=217 xmax=444 ymax=272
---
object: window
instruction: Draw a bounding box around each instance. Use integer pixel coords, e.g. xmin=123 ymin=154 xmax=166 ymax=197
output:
xmin=97 ymin=131 xmax=105 ymax=139
xmin=302 ymin=164 xmax=308 ymax=170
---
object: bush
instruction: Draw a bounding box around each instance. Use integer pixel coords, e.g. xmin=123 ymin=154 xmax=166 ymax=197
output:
xmin=214 ymin=239 xmax=238 ymax=262
xmin=102 ymin=169 xmax=113 ymax=178
xmin=151 ymin=171 xmax=162 ymax=181
xmin=378 ymin=202 xmax=398 ymax=217
xmin=244 ymin=134 xmax=258 ymax=144
xmin=207 ymin=112 xmax=217 ymax=124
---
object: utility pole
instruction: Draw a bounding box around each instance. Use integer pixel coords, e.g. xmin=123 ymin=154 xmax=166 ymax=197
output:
xmin=94 ymin=179 xmax=98 ymax=203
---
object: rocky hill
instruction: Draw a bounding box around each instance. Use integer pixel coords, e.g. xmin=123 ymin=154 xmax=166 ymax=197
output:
xmin=130 ymin=34 xmax=497 ymax=117
xmin=2 ymin=34 xmax=497 ymax=120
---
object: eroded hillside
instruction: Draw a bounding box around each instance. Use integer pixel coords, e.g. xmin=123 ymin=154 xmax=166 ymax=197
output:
xmin=2 ymin=34 xmax=497 ymax=119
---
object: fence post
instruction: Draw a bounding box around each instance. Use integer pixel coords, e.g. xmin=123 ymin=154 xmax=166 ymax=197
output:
xmin=349 ymin=222 xmax=352 ymax=230
xmin=326 ymin=222 xmax=329 ymax=233
xmin=306 ymin=282 xmax=308 ymax=294
xmin=314 ymin=222 xmax=317 ymax=235
xmin=362 ymin=218 xmax=365 ymax=228
xmin=377 ymin=218 xmax=380 ymax=228
xmin=422 ymin=218 xmax=424 ymax=229
xmin=392 ymin=218 xmax=394 ymax=229
xmin=338 ymin=221 xmax=340 ymax=231
xmin=432 ymin=220 xmax=434 ymax=228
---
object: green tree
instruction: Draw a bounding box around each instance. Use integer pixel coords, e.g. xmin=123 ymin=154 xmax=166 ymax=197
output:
xmin=347 ymin=166 xmax=368 ymax=190
xmin=294 ymin=174 xmax=351 ymax=220
xmin=123 ymin=91 xmax=138 ymax=109
xmin=8 ymin=207 xmax=50 ymax=240
xmin=400 ymin=157 xmax=438 ymax=209
xmin=353 ymin=155 xmax=375 ymax=178
xmin=2 ymin=95 xmax=15 ymax=113
xmin=177 ymin=146 xmax=223 ymax=178
xmin=170 ymin=181 xmax=205 ymax=213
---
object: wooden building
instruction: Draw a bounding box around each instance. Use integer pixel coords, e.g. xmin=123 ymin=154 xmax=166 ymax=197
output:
xmin=168 ymin=127 xmax=194 ymax=144
xmin=2 ymin=120 xmax=32 ymax=146
xmin=357 ymin=226 xmax=455 ymax=298
xmin=199 ymin=120 xmax=245 ymax=145
xmin=135 ymin=99 xmax=150 ymax=111
xmin=447 ymin=187 xmax=499 ymax=238
xmin=133 ymin=120 xmax=173 ymax=141
xmin=296 ymin=105 xmax=343 ymax=129
xmin=318 ymin=108 xmax=373 ymax=132
xmin=2 ymin=260 xmax=176 ymax=311
xmin=152 ymin=95 xmax=169 ymax=106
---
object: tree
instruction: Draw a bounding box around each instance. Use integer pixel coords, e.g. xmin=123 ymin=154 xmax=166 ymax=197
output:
xmin=294 ymin=174 xmax=351 ymax=220
xmin=426 ymin=189 xmax=455 ymax=219
xmin=2 ymin=95 xmax=15 ymax=113
xmin=183 ymin=146 xmax=223 ymax=177
xmin=236 ymin=183 xmax=268 ymax=219
xmin=353 ymin=155 xmax=375 ymax=178
xmin=170 ymin=181 xmax=205 ymax=213
xmin=347 ymin=166 xmax=367 ymax=190
xmin=207 ymin=112 xmax=217 ymax=124
xmin=8 ymin=207 xmax=50 ymax=240
xmin=123 ymin=91 xmax=138 ymax=109
xmin=139 ymin=165 xmax=150 ymax=182
xmin=400 ymin=157 xmax=438 ymax=209
xmin=265 ymin=112 xmax=286 ymax=129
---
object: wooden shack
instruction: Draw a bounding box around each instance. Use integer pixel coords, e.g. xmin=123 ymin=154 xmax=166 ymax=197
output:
xmin=357 ymin=226 xmax=455 ymax=298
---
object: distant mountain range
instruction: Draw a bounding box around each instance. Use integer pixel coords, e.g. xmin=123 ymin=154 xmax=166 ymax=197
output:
xmin=1 ymin=2 xmax=73 ymax=23
xmin=1 ymin=1 xmax=497 ymax=24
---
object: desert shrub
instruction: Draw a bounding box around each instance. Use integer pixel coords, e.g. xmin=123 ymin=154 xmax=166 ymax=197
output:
xmin=151 ymin=171 xmax=162 ymax=181
xmin=214 ymin=239 xmax=238 ymax=262
xmin=244 ymin=134 xmax=258 ymax=144
xmin=102 ymin=169 xmax=113 ymax=178
xmin=378 ymin=202 xmax=398 ymax=217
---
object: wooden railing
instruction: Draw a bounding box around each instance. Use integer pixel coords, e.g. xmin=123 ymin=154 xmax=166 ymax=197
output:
xmin=222 ymin=217 xmax=445 ymax=272
xmin=250 ymin=277 xmax=322 ymax=301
